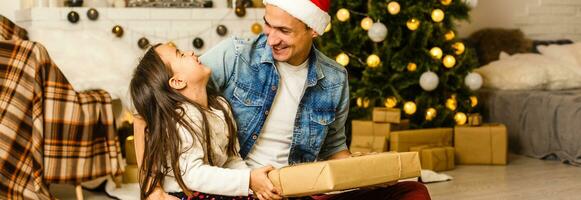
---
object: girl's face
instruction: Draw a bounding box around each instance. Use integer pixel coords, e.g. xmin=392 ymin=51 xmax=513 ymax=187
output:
xmin=155 ymin=43 xmax=211 ymax=89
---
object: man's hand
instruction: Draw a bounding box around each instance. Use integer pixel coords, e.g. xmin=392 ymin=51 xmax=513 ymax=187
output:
xmin=250 ymin=165 xmax=282 ymax=200
xmin=147 ymin=187 xmax=179 ymax=200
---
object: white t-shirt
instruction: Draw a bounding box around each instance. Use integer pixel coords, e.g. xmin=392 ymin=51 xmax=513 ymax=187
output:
xmin=245 ymin=60 xmax=309 ymax=169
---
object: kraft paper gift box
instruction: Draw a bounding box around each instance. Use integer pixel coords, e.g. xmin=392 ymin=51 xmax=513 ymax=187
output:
xmin=454 ymin=124 xmax=508 ymax=165
xmin=268 ymin=152 xmax=421 ymax=197
xmin=390 ymin=128 xmax=453 ymax=152
xmin=372 ymin=108 xmax=401 ymax=123
xmin=351 ymin=120 xmax=391 ymax=152
xmin=351 ymin=120 xmax=390 ymax=137
xmin=350 ymin=135 xmax=388 ymax=153
xmin=410 ymin=145 xmax=455 ymax=172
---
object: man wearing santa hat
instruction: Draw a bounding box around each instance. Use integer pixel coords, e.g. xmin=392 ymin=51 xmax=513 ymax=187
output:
xmin=152 ymin=0 xmax=430 ymax=199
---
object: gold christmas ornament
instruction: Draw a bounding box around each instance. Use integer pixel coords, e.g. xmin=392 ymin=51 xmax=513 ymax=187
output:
xmin=366 ymin=54 xmax=381 ymax=68
xmin=361 ymin=17 xmax=374 ymax=30
xmin=452 ymin=42 xmax=466 ymax=55
xmin=407 ymin=63 xmax=417 ymax=72
xmin=406 ymin=18 xmax=420 ymax=31
xmin=335 ymin=53 xmax=350 ymax=67
xmin=336 ymin=8 xmax=350 ymax=22
xmin=431 ymin=9 xmax=445 ymax=23
xmin=167 ymin=41 xmax=177 ymax=48
xmin=403 ymin=101 xmax=417 ymax=115
xmin=446 ymin=97 xmax=457 ymax=111
xmin=325 ymin=23 xmax=332 ymax=33
xmin=444 ymin=30 xmax=455 ymax=41
xmin=441 ymin=0 xmax=453 ymax=6
xmin=430 ymin=47 xmax=443 ymax=59
xmin=387 ymin=1 xmax=401 ymax=15
xmin=356 ymin=97 xmax=370 ymax=108
xmin=443 ymin=55 xmax=456 ymax=68
xmin=470 ymin=96 xmax=478 ymax=107
xmin=425 ymin=107 xmax=437 ymax=121
xmin=384 ymin=96 xmax=398 ymax=108
xmin=454 ymin=112 xmax=467 ymax=125
xmin=112 ymin=25 xmax=124 ymax=37
xmin=251 ymin=23 xmax=262 ymax=35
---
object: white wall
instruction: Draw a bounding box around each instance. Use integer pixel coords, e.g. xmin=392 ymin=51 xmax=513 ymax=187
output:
xmin=0 ymin=0 xmax=22 ymax=20
xmin=458 ymin=0 xmax=581 ymax=41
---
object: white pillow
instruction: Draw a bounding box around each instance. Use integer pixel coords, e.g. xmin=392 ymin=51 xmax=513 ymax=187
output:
xmin=476 ymin=53 xmax=548 ymax=90
xmin=537 ymin=43 xmax=581 ymax=67
xmin=477 ymin=52 xmax=581 ymax=90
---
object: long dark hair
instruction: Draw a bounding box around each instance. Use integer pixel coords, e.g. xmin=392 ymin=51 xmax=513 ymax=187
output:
xmin=130 ymin=44 xmax=238 ymax=199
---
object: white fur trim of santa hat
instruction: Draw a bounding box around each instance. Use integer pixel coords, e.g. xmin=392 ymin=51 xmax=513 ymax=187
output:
xmin=263 ymin=0 xmax=331 ymax=35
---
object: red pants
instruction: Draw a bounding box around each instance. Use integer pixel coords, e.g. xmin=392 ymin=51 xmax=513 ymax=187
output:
xmin=313 ymin=181 xmax=431 ymax=200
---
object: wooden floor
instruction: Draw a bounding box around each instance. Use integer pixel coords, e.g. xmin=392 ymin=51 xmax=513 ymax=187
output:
xmin=427 ymin=154 xmax=581 ymax=200
xmin=51 ymin=154 xmax=581 ymax=200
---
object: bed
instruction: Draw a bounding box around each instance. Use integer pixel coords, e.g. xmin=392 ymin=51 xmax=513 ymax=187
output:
xmin=480 ymin=89 xmax=581 ymax=166
xmin=474 ymin=39 xmax=581 ymax=166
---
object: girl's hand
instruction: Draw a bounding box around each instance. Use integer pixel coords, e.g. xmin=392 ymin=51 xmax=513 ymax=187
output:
xmin=250 ymin=165 xmax=282 ymax=200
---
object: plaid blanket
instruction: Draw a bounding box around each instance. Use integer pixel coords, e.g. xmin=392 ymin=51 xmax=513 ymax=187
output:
xmin=0 ymin=16 xmax=124 ymax=199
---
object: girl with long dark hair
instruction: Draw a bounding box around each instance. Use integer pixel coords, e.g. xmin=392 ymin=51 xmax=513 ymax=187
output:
xmin=130 ymin=43 xmax=281 ymax=200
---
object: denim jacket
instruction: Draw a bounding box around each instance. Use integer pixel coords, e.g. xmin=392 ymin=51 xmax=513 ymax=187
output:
xmin=199 ymin=34 xmax=349 ymax=164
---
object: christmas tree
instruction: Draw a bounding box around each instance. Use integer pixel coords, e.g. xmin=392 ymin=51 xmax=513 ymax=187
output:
xmin=317 ymin=0 xmax=482 ymax=129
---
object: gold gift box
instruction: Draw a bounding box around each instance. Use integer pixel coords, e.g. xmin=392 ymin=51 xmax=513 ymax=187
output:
xmin=372 ymin=108 xmax=401 ymax=123
xmin=410 ymin=145 xmax=455 ymax=172
xmin=454 ymin=124 xmax=508 ymax=165
xmin=268 ymin=152 xmax=421 ymax=197
xmin=390 ymin=128 xmax=453 ymax=152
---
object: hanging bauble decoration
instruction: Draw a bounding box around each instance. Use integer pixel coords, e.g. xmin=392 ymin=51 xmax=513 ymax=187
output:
xmin=387 ymin=1 xmax=401 ymax=15
xmin=464 ymin=0 xmax=478 ymax=8
xmin=235 ymin=6 xmax=246 ymax=17
xmin=360 ymin=17 xmax=374 ymax=31
xmin=425 ymin=108 xmax=437 ymax=121
xmin=403 ymin=101 xmax=417 ymax=115
xmin=356 ymin=97 xmax=370 ymax=108
xmin=336 ymin=53 xmax=350 ymax=67
xmin=67 ymin=11 xmax=80 ymax=24
xmin=430 ymin=47 xmax=443 ymax=59
xmin=406 ymin=18 xmax=420 ymax=31
xmin=366 ymin=54 xmax=381 ymax=68
xmin=431 ymin=9 xmax=445 ymax=23
xmin=420 ymin=71 xmax=439 ymax=91
xmin=167 ymin=41 xmax=177 ymax=48
xmin=66 ymin=0 xmax=83 ymax=7
xmin=112 ymin=25 xmax=124 ymax=37
xmin=384 ymin=96 xmax=398 ymax=108
xmin=251 ymin=23 xmax=262 ymax=35
xmin=336 ymin=8 xmax=350 ymax=22
xmin=455 ymin=112 xmax=468 ymax=125
xmin=193 ymin=37 xmax=204 ymax=49
xmin=87 ymin=8 xmax=99 ymax=20
xmin=137 ymin=37 xmax=149 ymax=50
xmin=325 ymin=23 xmax=332 ymax=33
xmin=446 ymin=97 xmax=457 ymax=111
xmin=407 ymin=63 xmax=417 ymax=72
xmin=452 ymin=42 xmax=466 ymax=55
xmin=216 ymin=25 xmax=228 ymax=36
xmin=465 ymin=72 xmax=483 ymax=90
xmin=441 ymin=0 xmax=453 ymax=6
xmin=470 ymin=96 xmax=478 ymax=107
xmin=445 ymin=30 xmax=455 ymax=41
xmin=443 ymin=55 xmax=456 ymax=68
xmin=368 ymin=22 xmax=388 ymax=42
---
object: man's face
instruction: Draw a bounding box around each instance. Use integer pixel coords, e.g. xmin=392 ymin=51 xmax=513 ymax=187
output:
xmin=264 ymin=4 xmax=318 ymax=65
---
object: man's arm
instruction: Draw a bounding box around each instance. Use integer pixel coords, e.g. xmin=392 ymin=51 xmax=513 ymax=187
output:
xmin=318 ymin=71 xmax=351 ymax=160
xmin=199 ymin=37 xmax=238 ymax=91
xmin=328 ymin=149 xmax=351 ymax=160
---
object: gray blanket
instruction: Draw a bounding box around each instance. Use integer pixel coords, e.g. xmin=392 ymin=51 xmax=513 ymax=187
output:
xmin=480 ymin=89 xmax=581 ymax=166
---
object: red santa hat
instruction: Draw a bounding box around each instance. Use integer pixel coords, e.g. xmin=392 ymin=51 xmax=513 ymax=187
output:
xmin=263 ymin=0 xmax=331 ymax=35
